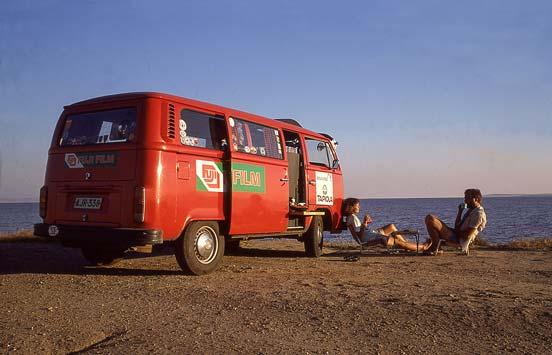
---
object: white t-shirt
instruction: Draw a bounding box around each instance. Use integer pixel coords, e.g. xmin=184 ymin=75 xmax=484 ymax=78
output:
xmin=459 ymin=206 xmax=487 ymax=236
xmin=346 ymin=214 xmax=362 ymax=233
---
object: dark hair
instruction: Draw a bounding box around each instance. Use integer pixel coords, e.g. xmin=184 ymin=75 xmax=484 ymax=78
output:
xmin=465 ymin=188 xmax=483 ymax=201
xmin=342 ymin=197 xmax=360 ymax=216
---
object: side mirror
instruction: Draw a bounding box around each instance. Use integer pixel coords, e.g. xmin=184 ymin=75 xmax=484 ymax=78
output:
xmin=331 ymin=159 xmax=340 ymax=169
xmin=317 ymin=142 xmax=326 ymax=151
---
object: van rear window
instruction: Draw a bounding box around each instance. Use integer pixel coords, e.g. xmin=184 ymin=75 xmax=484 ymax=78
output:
xmin=59 ymin=107 xmax=137 ymax=146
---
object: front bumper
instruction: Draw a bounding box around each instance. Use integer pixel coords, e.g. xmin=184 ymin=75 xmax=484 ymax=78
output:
xmin=34 ymin=223 xmax=163 ymax=247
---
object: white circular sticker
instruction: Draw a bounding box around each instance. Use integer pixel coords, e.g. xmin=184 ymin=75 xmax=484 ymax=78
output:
xmin=179 ymin=119 xmax=187 ymax=131
xmin=228 ymin=117 xmax=235 ymax=127
xmin=180 ymin=129 xmax=187 ymax=138
xmin=244 ymin=146 xmax=250 ymax=153
xmin=180 ymin=136 xmax=187 ymax=145
xmin=48 ymin=225 xmax=59 ymax=237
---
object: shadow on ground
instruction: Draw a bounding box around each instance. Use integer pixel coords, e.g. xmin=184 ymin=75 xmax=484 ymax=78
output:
xmin=0 ymin=240 xmax=314 ymax=276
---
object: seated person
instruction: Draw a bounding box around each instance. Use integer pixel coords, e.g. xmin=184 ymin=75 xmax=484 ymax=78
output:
xmin=424 ymin=188 xmax=487 ymax=254
xmin=343 ymin=198 xmax=431 ymax=252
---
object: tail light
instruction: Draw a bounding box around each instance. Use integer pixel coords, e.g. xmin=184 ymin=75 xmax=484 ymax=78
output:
xmin=134 ymin=186 xmax=146 ymax=223
xmin=39 ymin=186 xmax=48 ymax=219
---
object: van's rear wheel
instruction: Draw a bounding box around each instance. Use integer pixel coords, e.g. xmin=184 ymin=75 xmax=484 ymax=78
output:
xmin=175 ymin=221 xmax=224 ymax=275
xmin=81 ymin=246 xmax=126 ymax=266
xmin=304 ymin=215 xmax=323 ymax=257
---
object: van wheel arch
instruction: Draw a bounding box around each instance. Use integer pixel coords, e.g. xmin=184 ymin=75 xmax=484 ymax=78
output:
xmin=319 ymin=208 xmax=332 ymax=231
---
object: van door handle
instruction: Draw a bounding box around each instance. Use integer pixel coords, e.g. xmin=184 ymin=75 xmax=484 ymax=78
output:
xmin=308 ymin=180 xmax=316 ymax=185
xmin=280 ymin=178 xmax=289 ymax=182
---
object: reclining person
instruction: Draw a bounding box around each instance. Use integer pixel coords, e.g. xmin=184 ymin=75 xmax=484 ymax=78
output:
xmin=425 ymin=188 xmax=487 ymax=254
xmin=343 ymin=198 xmax=431 ymax=252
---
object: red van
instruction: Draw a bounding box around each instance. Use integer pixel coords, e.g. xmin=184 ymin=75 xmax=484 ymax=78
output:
xmin=34 ymin=92 xmax=344 ymax=274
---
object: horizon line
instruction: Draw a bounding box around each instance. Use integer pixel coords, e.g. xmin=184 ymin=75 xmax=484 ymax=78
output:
xmin=2 ymin=192 xmax=551 ymax=204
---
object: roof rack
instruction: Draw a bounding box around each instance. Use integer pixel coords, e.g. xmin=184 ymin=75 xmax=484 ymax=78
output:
xmin=276 ymin=119 xmax=303 ymax=127
xmin=319 ymin=133 xmax=339 ymax=147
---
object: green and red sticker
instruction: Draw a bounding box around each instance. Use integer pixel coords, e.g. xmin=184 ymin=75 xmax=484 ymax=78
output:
xmin=196 ymin=160 xmax=224 ymax=192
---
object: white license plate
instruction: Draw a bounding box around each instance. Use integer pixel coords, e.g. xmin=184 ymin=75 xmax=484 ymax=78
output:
xmin=74 ymin=197 xmax=103 ymax=210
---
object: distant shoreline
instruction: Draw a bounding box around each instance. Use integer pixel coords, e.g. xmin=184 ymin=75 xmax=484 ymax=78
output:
xmin=2 ymin=193 xmax=551 ymax=204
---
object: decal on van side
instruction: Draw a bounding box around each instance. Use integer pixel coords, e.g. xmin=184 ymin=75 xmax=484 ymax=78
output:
xmin=196 ymin=160 xmax=224 ymax=192
xmin=231 ymin=163 xmax=265 ymax=193
xmin=64 ymin=152 xmax=118 ymax=168
xmin=315 ymin=171 xmax=334 ymax=205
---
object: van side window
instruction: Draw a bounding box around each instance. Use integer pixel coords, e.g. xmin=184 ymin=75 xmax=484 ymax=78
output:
xmin=306 ymin=138 xmax=331 ymax=168
xmin=231 ymin=118 xmax=283 ymax=159
xmin=179 ymin=109 xmax=226 ymax=150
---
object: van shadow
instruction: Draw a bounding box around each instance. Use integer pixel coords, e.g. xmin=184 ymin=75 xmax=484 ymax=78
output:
xmin=0 ymin=242 xmax=183 ymax=276
xmin=0 ymin=241 xmax=312 ymax=276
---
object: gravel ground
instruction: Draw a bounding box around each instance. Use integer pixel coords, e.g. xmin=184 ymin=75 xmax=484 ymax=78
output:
xmin=1 ymin=239 xmax=551 ymax=354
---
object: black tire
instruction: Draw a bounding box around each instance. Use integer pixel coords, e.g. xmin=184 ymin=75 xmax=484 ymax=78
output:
xmin=81 ymin=246 xmax=126 ymax=266
xmin=304 ymin=215 xmax=324 ymax=257
xmin=175 ymin=221 xmax=224 ymax=275
xmin=225 ymin=239 xmax=241 ymax=255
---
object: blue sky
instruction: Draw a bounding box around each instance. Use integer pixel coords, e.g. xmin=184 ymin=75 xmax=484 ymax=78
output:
xmin=1 ymin=0 xmax=551 ymax=201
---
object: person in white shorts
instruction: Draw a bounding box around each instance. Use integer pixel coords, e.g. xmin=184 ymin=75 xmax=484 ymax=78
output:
xmin=343 ymin=198 xmax=431 ymax=252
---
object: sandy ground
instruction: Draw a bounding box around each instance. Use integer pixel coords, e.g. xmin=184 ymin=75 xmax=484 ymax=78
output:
xmin=0 ymin=238 xmax=551 ymax=354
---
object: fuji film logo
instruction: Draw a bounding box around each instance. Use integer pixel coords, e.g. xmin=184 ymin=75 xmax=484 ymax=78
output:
xmin=64 ymin=153 xmax=83 ymax=168
xmin=196 ymin=160 xmax=223 ymax=192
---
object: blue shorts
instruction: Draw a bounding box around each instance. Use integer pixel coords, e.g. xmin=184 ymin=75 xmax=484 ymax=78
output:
xmin=361 ymin=229 xmax=387 ymax=243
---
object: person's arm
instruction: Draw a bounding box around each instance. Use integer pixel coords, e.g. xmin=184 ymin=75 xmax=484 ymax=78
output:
xmin=363 ymin=214 xmax=373 ymax=226
xmin=457 ymin=210 xmax=484 ymax=241
xmin=348 ymin=215 xmax=371 ymax=241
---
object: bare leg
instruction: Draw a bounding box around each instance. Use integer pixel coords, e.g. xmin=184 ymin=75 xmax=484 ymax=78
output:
xmin=378 ymin=224 xmax=400 ymax=248
xmin=424 ymin=215 xmax=455 ymax=249
xmin=378 ymin=224 xmax=430 ymax=251
xmin=391 ymin=237 xmax=431 ymax=251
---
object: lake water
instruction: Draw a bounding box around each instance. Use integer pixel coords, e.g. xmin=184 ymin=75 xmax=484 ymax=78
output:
xmin=333 ymin=196 xmax=552 ymax=244
xmin=1 ymin=196 xmax=551 ymax=243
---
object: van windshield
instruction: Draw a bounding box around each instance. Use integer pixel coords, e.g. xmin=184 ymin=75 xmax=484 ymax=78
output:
xmin=59 ymin=107 xmax=137 ymax=146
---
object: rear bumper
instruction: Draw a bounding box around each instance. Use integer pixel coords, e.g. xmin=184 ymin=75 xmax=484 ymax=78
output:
xmin=34 ymin=223 xmax=163 ymax=247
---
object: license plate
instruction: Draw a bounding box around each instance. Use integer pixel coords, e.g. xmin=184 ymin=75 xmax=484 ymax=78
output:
xmin=74 ymin=197 xmax=103 ymax=210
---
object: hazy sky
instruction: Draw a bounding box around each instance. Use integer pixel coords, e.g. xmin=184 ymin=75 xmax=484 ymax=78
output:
xmin=1 ymin=0 xmax=551 ymax=201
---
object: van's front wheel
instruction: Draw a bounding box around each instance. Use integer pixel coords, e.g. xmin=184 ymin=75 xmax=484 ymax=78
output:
xmin=175 ymin=221 xmax=224 ymax=275
xmin=304 ymin=215 xmax=324 ymax=257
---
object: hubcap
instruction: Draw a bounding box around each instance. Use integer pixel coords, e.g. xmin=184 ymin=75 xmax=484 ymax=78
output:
xmin=194 ymin=226 xmax=218 ymax=264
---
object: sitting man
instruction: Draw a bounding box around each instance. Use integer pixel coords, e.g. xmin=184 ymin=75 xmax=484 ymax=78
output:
xmin=425 ymin=188 xmax=487 ymax=254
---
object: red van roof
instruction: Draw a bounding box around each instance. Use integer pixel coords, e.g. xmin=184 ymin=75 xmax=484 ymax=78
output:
xmin=66 ymin=92 xmax=329 ymax=140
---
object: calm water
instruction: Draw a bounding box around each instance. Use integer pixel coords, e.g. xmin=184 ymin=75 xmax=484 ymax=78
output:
xmin=0 ymin=203 xmax=41 ymax=233
xmin=1 ymin=197 xmax=551 ymax=243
